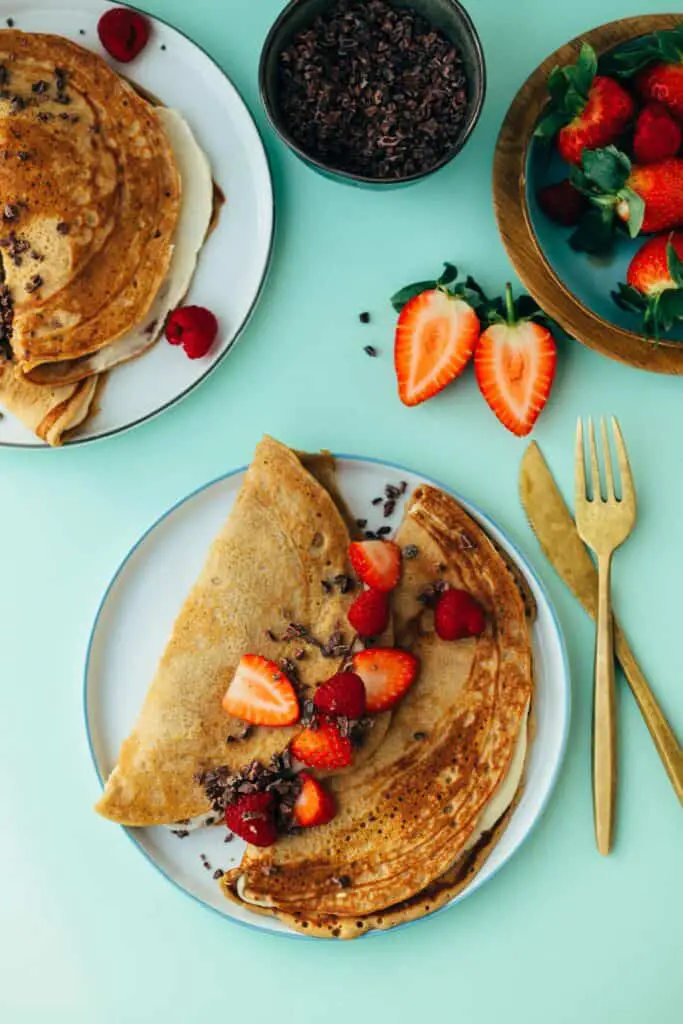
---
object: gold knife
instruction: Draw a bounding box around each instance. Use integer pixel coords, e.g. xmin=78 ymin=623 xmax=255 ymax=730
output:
xmin=520 ymin=441 xmax=683 ymax=804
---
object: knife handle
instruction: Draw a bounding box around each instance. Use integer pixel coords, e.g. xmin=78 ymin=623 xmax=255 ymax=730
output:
xmin=614 ymin=622 xmax=683 ymax=804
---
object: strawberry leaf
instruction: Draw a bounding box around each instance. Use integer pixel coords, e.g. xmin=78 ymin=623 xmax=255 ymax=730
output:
xmin=581 ymin=146 xmax=631 ymax=192
xmin=572 ymin=42 xmax=598 ymax=98
xmin=602 ymin=25 xmax=683 ymax=77
xmin=622 ymin=189 xmax=645 ymax=237
xmin=612 ymin=282 xmax=646 ymax=313
xmin=535 ymin=44 xmax=597 ymax=141
xmin=437 ymin=262 xmax=458 ymax=286
xmin=667 ymin=241 xmax=683 ymax=288
xmin=390 ymin=280 xmax=437 ymax=313
xmin=569 ymin=206 xmax=616 ymax=254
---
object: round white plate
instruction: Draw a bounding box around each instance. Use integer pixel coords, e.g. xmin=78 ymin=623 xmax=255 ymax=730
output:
xmin=0 ymin=0 xmax=274 ymax=447
xmin=85 ymin=456 xmax=571 ymax=939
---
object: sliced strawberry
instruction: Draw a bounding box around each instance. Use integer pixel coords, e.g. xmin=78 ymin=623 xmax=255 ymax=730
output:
xmin=348 ymin=539 xmax=401 ymax=592
xmin=290 ymin=718 xmax=353 ymax=771
xmin=394 ymin=288 xmax=480 ymax=406
xmin=352 ymin=648 xmax=420 ymax=713
xmin=97 ymin=8 xmax=150 ymax=63
xmin=222 ymin=654 xmax=299 ymax=726
xmin=225 ymin=792 xmax=277 ymax=847
xmin=475 ymin=284 xmax=557 ymax=437
xmin=314 ymin=672 xmax=366 ymax=719
xmin=293 ymin=773 xmax=336 ymax=827
xmin=347 ymin=589 xmax=390 ymax=637
xmin=434 ymin=589 xmax=486 ymax=641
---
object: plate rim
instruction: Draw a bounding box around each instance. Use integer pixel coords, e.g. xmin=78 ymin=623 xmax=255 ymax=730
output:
xmin=0 ymin=0 xmax=276 ymax=449
xmin=83 ymin=453 xmax=571 ymax=940
xmin=492 ymin=13 xmax=683 ymax=376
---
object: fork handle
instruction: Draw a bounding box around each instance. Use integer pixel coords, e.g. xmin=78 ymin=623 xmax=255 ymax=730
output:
xmin=594 ymin=552 xmax=617 ymax=855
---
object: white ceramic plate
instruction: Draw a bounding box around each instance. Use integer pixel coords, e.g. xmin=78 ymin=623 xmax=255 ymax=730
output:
xmin=0 ymin=0 xmax=274 ymax=447
xmin=85 ymin=456 xmax=571 ymax=938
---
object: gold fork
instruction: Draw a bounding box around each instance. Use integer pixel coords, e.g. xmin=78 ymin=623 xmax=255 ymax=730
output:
xmin=575 ymin=416 xmax=636 ymax=855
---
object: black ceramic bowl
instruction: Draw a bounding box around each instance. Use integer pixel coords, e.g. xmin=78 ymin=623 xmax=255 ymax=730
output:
xmin=259 ymin=0 xmax=486 ymax=187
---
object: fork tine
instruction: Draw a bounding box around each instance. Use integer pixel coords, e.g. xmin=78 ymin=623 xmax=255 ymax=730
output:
xmin=611 ymin=416 xmax=635 ymax=505
xmin=575 ymin=418 xmax=586 ymax=503
xmin=587 ymin=416 xmax=602 ymax=501
xmin=600 ymin=416 xmax=616 ymax=501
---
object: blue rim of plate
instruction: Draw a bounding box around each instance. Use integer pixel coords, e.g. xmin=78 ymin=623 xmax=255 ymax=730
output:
xmin=0 ymin=0 xmax=275 ymax=449
xmin=84 ymin=454 xmax=571 ymax=941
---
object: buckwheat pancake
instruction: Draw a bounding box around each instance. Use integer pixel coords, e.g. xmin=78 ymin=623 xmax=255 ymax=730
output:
xmin=0 ymin=357 xmax=96 ymax=445
xmin=96 ymin=437 xmax=390 ymax=827
xmin=222 ymin=485 xmax=533 ymax=936
xmin=0 ymin=30 xmax=180 ymax=376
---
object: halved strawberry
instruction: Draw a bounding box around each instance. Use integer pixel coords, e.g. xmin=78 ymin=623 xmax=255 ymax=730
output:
xmin=474 ymin=284 xmax=557 ymax=437
xmin=352 ymin=648 xmax=420 ymax=713
xmin=222 ymin=654 xmax=299 ymax=726
xmin=225 ymin=792 xmax=278 ymax=847
xmin=290 ymin=718 xmax=353 ymax=770
xmin=348 ymin=540 xmax=401 ymax=592
xmin=394 ymin=289 xmax=480 ymax=406
xmin=347 ymin=589 xmax=390 ymax=637
xmin=293 ymin=773 xmax=336 ymax=827
xmin=314 ymin=672 xmax=366 ymax=719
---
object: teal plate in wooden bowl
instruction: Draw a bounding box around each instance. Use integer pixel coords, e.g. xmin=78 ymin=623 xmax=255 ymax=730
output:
xmin=493 ymin=14 xmax=683 ymax=375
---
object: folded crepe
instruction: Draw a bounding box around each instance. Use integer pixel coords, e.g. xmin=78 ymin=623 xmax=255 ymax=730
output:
xmin=96 ymin=437 xmax=391 ymax=827
xmin=0 ymin=357 xmax=96 ymax=445
xmin=0 ymin=31 xmax=180 ymax=378
xmin=222 ymin=485 xmax=534 ymax=938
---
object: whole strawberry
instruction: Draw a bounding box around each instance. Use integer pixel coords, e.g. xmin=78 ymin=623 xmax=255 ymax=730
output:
xmin=633 ymin=102 xmax=682 ymax=164
xmin=570 ymin=146 xmax=683 ymax=243
xmin=613 ymin=232 xmax=683 ymax=337
xmin=536 ymin=179 xmax=587 ymax=226
xmin=535 ymin=43 xmax=634 ymax=166
xmin=606 ymin=24 xmax=683 ymax=122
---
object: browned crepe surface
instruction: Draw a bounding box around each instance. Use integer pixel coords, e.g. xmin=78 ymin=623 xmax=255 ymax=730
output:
xmin=0 ymin=31 xmax=179 ymax=376
xmin=226 ymin=485 xmax=533 ymax=923
xmin=0 ymin=357 xmax=96 ymax=444
xmin=96 ymin=437 xmax=391 ymax=827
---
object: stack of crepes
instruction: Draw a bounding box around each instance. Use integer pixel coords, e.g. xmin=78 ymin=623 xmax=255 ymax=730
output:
xmin=0 ymin=30 xmax=214 ymax=444
xmin=96 ymin=437 xmax=534 ymax=939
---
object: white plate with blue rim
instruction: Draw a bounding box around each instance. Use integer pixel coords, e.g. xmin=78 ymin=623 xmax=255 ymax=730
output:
xmin=84 ymin=454 xmax=571 ymax=939
xmin=0 ymin=0 xmax=273 ymax=447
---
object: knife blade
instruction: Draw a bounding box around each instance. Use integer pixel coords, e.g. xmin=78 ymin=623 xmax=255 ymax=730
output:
xmin=520 ymin=441 xmax=683 ymax=804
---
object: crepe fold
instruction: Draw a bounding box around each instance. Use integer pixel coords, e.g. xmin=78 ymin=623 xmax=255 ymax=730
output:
xmin=96 ymin=437 xmax=391 ymax=827
xmin=0 ymin=357 xmax=96 ymax=444
xmin=222 ymin=485 xmax=533 ymax=936
xmin=0 ymin=30 xmax=180 ymax=378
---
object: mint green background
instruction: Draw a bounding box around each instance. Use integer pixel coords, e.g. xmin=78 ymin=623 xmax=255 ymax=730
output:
xmin=1 ymin=1 xmax=682 ymax=1021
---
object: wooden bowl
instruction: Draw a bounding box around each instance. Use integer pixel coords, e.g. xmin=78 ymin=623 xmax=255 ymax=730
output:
xmin=493 ymin=14 xmax=683 ymax=375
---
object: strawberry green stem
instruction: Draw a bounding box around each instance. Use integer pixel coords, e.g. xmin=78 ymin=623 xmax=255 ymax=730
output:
xmin=504 ymin=283 xmax=517 ymax=326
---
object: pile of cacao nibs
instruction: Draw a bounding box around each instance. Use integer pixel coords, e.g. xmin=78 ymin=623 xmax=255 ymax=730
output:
xmin=277 ymin=0 xmax=469 ymax=179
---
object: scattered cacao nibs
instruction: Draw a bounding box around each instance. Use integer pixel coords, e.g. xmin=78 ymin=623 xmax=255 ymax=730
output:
xmin=223 ymin=832 xmax=234 ymax=843
xmin=5 ymin=18 xmax=13 ymax=28
xmin=54 ymin=67 xmax=68 ymax=92
xmin=413 ymin=731 xmax=427 ymax=741
xmin=385 ymin=484 xmax=401 ymax=499
xmin=363 ymin=345 xmax=377 ymax=357
xmin=383 ymin=500 xmax=395 ymax=518
xmin=143 ymin=319 xmax=157 ymax=335
xmin=56 ymin=221 xmax=70 ymax=234
xmin=333 ymin=573 xmax=355 ymax=594
xmin=79 ymin=29 xmax=85 ymax=35
xmin=403 ymin=545 xmax=419 ymax=560
xmin=197 ymin=754 xmax=301 ymax=834
xmin=0 ymin=284 xmax=14 ymax=355
xmin=277 ymin=0 xmax=469 ymax=180
xmin=160 ymin=44 xmax=167 ymax=51
xmin=332 ymin=874 xmax=352 ymax=889
xmin=59 ymin=112 xmax=70 ymax=120
xmin=321 ymin=579 xmax=332 ymax=594
xmin=371 ymin=497 xmax=383 ymax=506
xmin=399 ymin=481 xmax=407 ymax=494
xmin=25 ymin=274 xmax=43 ymax=293
xmin=30 ymin=250 xmax=45 ymax=262
xmin=264 ymin=628 xmax=278 ymax=642
xmin=55 ymin=94 xmax=71 ymax=105
xmin=205 ymin=816 xmax=215 ymax=827
xmin=377 ymin=526 xmax=392 ymax=536
xmin=279 ymin=657 xmax=298 ymax=681
xmin=17 ymin=151 xmax=30 ymax=161
xmin=170 ymin=829 xmax=190 ymax=838
xmin=3 ymin=204 xmax=18 ymax=221
xmin=356 ymin=518 xmax=367 ymax=529
xmin=36 ymin=111 xmax=53 ymax=122
xmin=89 ymin=124 xmax=101 ymax=134
xmin=364 ymin=530 xmax=378 ymax=540
xmin=31 ymin=80 xmax=49 ymax=94
xmin=9 ymin=95 xmax=24 ymax=115
xmin=359 ymin=311 xmax=370 ymax=323
xmin=213 ymin=869 xmax=224 ymax=880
